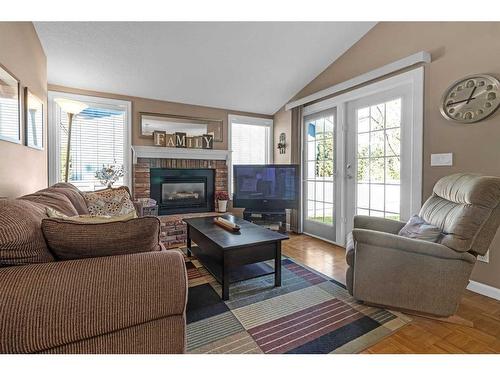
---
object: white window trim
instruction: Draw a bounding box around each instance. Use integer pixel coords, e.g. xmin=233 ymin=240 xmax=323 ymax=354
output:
xmin=228 ymin=114 xmax=274 ymax=196
xmin=302 ymin=67 xmax=424 ymax=245
xmin=48 ymin=91 xmax=132 ymax=188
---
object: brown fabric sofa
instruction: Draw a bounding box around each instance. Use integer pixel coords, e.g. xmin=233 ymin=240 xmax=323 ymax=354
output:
xmin=346 ymin=173 xmax=500 ymax=317
xmin=0 ymin=183 xmax=188 ymax=354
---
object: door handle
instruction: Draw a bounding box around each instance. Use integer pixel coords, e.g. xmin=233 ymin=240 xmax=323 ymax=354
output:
xmin=346 ymin=164 xmax=354 ymax=180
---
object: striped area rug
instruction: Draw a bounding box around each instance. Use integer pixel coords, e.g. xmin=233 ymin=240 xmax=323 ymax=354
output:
xmin=181 ymin=250 xmax=410 ymax=354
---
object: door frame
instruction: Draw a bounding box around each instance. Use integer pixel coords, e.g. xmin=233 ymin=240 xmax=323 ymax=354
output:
xmin=302 ymin=67 xmax=424 ymax=246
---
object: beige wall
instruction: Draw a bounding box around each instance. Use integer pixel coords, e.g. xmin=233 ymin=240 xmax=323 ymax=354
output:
xmin=276 ymin=22 xmax=500 ymax=289
xmin=273 ymin=106 xmax=291 ymax=164
xmin=0 ymin=22 xmax=47 ymax=198
xmin=49 ymin=85 xmax=272 ymax=151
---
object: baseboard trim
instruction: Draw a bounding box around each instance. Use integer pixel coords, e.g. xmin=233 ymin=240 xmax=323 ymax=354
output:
xmin=467 ymin=280 xmax=500 ymax=301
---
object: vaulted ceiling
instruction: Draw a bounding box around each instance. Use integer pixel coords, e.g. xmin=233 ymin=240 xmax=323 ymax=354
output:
xmin=35 ymin=22 xmax=375 ymax=114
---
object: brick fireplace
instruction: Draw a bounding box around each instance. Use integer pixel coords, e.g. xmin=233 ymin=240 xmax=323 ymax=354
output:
xmin=133 ymin=157 xmax=228 ymax=201
xmin=133 ymin=156 xmax=228 ymax=248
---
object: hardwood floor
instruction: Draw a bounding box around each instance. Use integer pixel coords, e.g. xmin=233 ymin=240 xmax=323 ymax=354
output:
xmin=282 ymin=233 xmax=500 ymax=354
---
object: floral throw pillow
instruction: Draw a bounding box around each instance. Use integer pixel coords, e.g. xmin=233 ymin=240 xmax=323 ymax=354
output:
xmin=83 ymin=186 xmax=136 ymax=217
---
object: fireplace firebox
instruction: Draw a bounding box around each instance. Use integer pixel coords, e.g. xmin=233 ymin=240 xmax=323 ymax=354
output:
xmin=150 ymin=168 xmax=215 ymax=215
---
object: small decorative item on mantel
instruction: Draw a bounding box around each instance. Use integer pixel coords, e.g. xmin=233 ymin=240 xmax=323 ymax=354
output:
xmin=215 ymin=191 xmax=229 ymax=213
xmin=95 ymin=163 xmax=125 ymax=188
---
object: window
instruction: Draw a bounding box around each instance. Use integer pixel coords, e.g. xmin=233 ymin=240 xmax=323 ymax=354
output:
xmin=228 ymin=115 xmax=273 ymax=194
xmin=48 ymin=92 xmax=131 ymax=191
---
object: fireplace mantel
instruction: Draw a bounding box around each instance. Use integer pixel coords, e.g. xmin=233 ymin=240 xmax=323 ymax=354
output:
xmin=132 ymin=145 xmax=230 ymax=163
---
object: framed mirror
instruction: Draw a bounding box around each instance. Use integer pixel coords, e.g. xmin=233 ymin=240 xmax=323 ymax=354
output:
xmin=25 ymin=88 xmax=44 ymax=150
xmin=140 ymin=112 xmax=223 ymax=142
xmin=0 ymin=64 xmax=21 ymax=144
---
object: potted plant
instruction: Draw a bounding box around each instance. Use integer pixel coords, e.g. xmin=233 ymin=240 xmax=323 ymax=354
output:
xmin=95 ymin=163 xmax=125 ymax=188
xmin=215 ymin=191 xmax=229 ymax=213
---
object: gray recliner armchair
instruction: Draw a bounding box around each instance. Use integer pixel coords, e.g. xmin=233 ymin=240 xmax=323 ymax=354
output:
xmin=346 ymin=173 xmax=500 ymax=317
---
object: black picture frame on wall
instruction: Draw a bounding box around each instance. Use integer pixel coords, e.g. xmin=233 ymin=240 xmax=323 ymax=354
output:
xmin=24 ymin=87 xmax=44 ymax=150
xmin=0 ymin=63 xmax=21 ymax=144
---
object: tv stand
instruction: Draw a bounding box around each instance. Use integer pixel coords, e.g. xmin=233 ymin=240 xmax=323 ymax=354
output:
xmin=243 ymin=209 xmax=287 ymax=233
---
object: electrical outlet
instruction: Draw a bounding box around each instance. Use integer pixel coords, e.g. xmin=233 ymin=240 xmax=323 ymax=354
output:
xmin=478 ymin=250 xmax=490 ymax=263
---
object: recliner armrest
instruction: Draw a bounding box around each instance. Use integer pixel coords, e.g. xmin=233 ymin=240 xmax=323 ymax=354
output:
xmin=0 ymin=250 xmax=187 ymax=353
xmin=352 ymin=228 xmax=476 ymax=263
xmin=353 ymin=215 xmax=406 ymax=234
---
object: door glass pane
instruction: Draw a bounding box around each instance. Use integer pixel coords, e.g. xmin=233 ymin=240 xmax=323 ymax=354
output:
xmin=357 ymin=183 xmax=369 ymax=209
xmin=307 ymin=181 xmax=315 ymax=200
xmin=324 ymin=182 xmax=334 ymax=204
xmin=315 ymin=182 xmax=324 ymax=202
xmin=356 ymin=98 xmax=402 ymax=220
xmin=324 ymin=203 xmax=334 ymax=225
xmin=304 ymin=113 xmax=336 ymax=232
xmin=315 ymin=201 xmax=325 ymax=222
xmin=370 ymin=104 xmax=385 ymax=130
xmin=307 ymin=141 xmax=315 ymax=160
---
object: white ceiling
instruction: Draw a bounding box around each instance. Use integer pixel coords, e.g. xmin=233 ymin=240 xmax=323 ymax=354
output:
xmin=34 ymin=22 xmax=375 ymax=115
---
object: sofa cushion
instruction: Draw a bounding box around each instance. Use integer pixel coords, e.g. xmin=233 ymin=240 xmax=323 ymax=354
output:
xmin=48 ymin=183 xmax=90 ymax=215
xmin=398 ymin=215 xmax=442 ymax=242
xmin=83 ymin=186 xmax=136 ymax=217
xmin=0 ymin=199 xmax=55 ymax=266
xmin=20 ymin=190 xmax=79 ymax=217
xmin=41 ymin=217 xmax=162 ymax=260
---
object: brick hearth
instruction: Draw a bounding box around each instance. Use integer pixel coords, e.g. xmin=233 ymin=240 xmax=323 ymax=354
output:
xmin=132 ymin=157 xmax=229 ymax=248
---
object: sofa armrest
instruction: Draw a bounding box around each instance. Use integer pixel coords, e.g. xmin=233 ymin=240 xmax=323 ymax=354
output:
xmin=352 ymin=228 xmax=476 ymax=263
xmin=0 ymin=250 xmax=187 ymax=353
xmin=353 ymin=215 xmax=406 ymax=234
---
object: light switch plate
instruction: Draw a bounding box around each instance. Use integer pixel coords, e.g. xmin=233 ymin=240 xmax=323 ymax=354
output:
xmin=431 ymin=153 xmax=453 ymax=166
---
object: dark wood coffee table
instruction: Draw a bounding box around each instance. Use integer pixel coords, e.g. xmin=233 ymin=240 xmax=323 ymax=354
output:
xmin=183 ymin=214 xmax=288 ymax=300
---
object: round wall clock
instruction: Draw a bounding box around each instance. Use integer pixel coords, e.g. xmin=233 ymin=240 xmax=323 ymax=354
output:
xmin=440 ymin=74 xmax=500 ymax=123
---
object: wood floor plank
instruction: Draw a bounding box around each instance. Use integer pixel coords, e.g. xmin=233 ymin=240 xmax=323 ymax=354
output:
xmin=281 ymin=233 xmax=500 ymax=354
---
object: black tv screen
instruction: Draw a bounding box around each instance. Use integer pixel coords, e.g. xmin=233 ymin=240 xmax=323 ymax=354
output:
xmin=233 ymin=164 xmax=299 ymax=210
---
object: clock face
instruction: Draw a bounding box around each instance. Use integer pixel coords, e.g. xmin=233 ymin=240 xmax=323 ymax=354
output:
xmin=440 ymin=74 xmax=500 ymax=123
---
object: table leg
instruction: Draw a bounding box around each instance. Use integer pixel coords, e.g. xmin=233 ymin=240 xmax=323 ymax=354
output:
xmin=222 ymin=259 xmax=229 ymax=301
xmin=186 ymin=225 xmax=192 ymax=257
xmin=275 ymin=241 xmax=282 ymax=287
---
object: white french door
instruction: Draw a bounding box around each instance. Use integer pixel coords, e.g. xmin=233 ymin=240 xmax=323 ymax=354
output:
xmin=302 ymin=109 xmax=339 ymax=243
xmin=345 ymin=89 xmax=407 ymax=232
xmin=301 ymin=68 xmax=423 ymax=245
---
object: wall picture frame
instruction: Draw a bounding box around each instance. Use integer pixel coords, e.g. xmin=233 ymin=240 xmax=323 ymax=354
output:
xmin=140 ymin=112 xmax=223 ymax=142
xmin=0 ymin=63 xmax=21 ymax=144
xmin=24 ymin=87 xmax=44 ymax=150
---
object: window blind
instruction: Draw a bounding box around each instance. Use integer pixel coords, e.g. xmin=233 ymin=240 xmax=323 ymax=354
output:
xmin=230 ymin=122 xmax=271 ymax=193
xmin=58 ymin=105 xmax=125 ymax=191
xmin=231 ymin=123 xmax=270 ymax=165
xmin=0 ymin=95 xmax=20 ymax=142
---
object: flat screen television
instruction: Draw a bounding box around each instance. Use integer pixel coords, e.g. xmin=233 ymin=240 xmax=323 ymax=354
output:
xmin=233 ymin=164 xmax=300 ymax=211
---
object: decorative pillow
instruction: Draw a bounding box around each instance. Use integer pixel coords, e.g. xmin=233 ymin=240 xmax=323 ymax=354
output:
xmin=83 ymin=186 xmax=136 ymax=217
xmin=46 ymin=207 xmax=137 ymax=222
xmin=398 ymin=215 xmax=443 ymax=243
xmin=41 ymin=216 xmax=162 ymax=260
